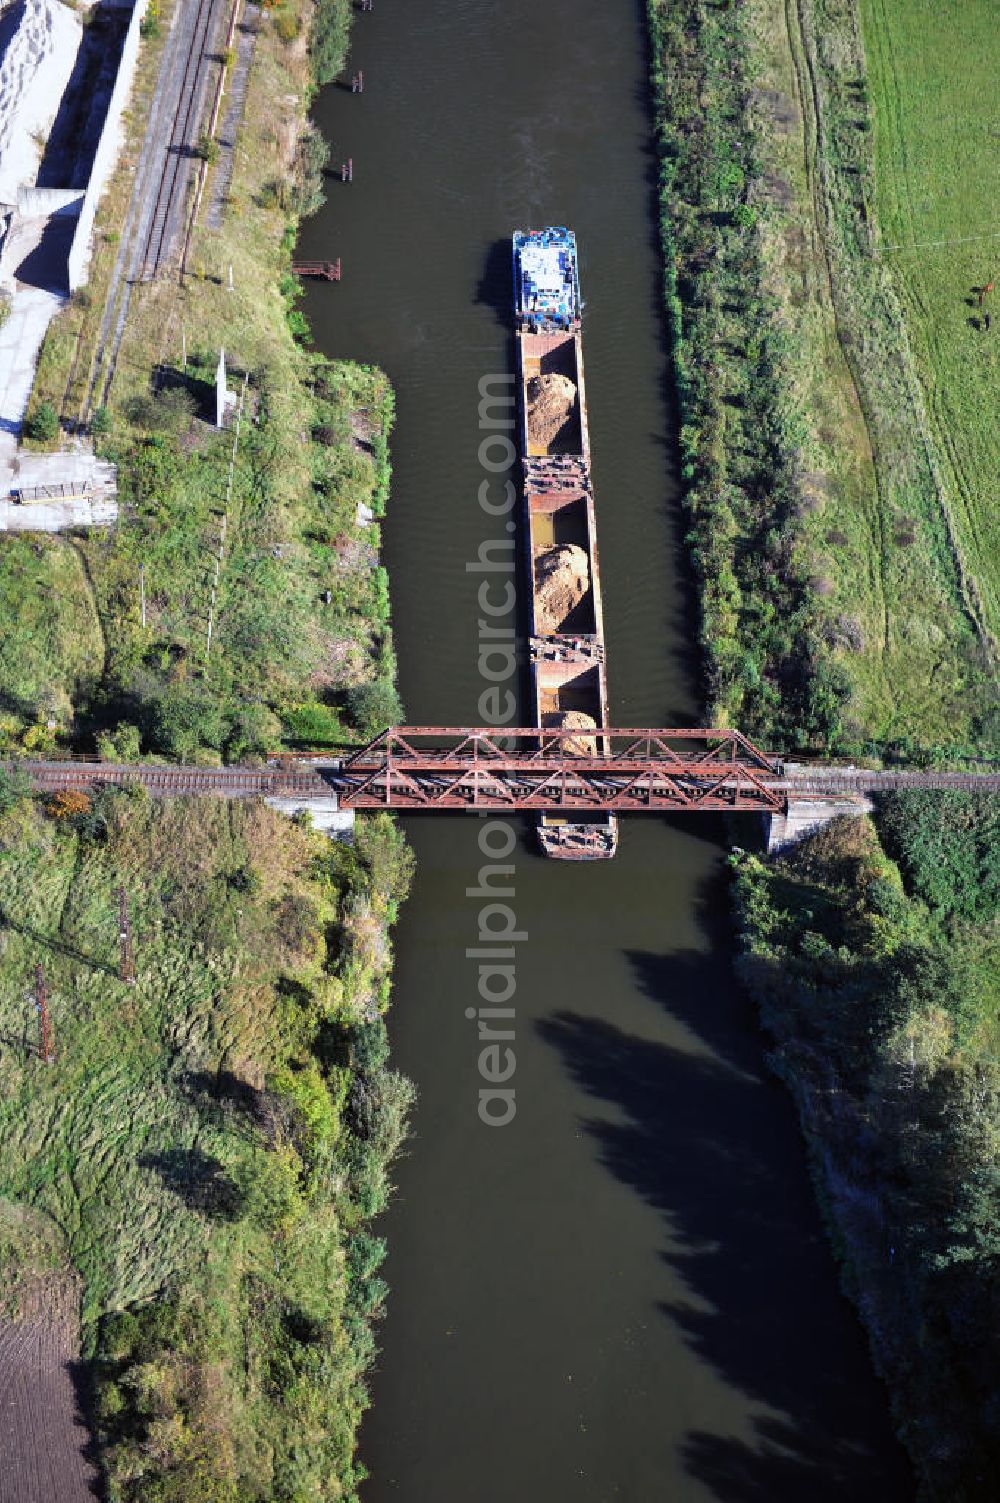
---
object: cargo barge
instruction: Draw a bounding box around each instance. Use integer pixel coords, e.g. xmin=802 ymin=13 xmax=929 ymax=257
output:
xmin=513 ymin=227 xmax=617 ymax=859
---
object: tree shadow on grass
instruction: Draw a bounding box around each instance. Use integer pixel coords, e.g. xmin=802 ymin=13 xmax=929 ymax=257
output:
xmin=140 ymin=1147 xmax=245 ymax=1220
xmin=536 ymin=863 xmax=912 ymax=1502
xmin=151 ymin=363 xmax=214 ymax=420
xmin=183 ymin=1068 xmax=295 ymax=1149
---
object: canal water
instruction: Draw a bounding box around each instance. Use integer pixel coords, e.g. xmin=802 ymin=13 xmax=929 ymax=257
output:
xmin=300 ymin=2 xmax=913 ymax=1497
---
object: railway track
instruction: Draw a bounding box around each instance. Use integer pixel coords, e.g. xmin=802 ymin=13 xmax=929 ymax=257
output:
xmin=780 ymin=767 xmax=1000 ymax=794
xmin=79 ymin=0 xmax=228 ymax=422
xmin=140 ymin=0 xmax=220 ymax=279
xmin=24 ymin=760 xmax=332 ymax=798
xmin=205 ymin=1 xmax=261 ymax=230
xmin=13 ymin=741 xmax=1000 ymax=812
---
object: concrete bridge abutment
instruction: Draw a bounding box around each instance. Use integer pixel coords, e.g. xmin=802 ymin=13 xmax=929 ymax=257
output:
xmin=763 ymin=794 xmax=874 ymax=855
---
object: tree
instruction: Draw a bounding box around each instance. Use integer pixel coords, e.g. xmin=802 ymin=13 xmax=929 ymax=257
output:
xmin=97 ymin=721 xmax=141 ymax=762
xmin=47 ymin=789 xmax=92 ymax=821
xmin=224 ymin=704 xmax=280 ymax=762
xmin=346 ymin=680 xmax=402 ymax=739
xmin=349 ymin=1019 xmax=389 ymax=1075
xmin=146 ymin=683 xmax=224 ymax=761
xmin=354 ymin=812 xmax=414 ymax=904
xmin=25 ymin=401 xmax=58 ymax=442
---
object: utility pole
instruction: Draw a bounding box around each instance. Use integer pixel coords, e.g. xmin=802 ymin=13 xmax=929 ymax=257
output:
xmin=35 ymin=963 xmax=54 ymax=1064
xmin=139 ymin=562 xmax=146 ymax=628
xmin=118 ymin=886 xmax=136 ymax=985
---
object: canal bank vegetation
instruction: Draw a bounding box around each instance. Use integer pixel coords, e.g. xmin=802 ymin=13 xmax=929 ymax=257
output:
xmin=0 ymin=782 xmax=413 ymax=1502
xmin=647 ymin=0 xmax=997 ymax=757
xmin=12 ymin=0 xmax=399 ymax=763
xmin=733 ymin=797 xmax=1000 ymax=1499
xmin=649 ymin=0 xmax=1000 ymax=1490
xmin=0 ymin=0 xmax=415 ymax=1498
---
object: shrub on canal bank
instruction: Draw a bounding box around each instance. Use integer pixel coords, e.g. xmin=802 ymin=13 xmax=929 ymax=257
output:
xmin=311 ymin=0 xmax=352 ymax=87
xmin=647 ymin=0 xmax=838 ymax=749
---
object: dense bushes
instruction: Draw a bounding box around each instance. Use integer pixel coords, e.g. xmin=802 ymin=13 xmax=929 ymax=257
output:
xmin=311 ymin=0 xmax=351 ymax=86
xmin=2 ymin=354 xmax=399 ymax=764
xmin=0 ymin=763 xmax=30 ymax=813
xmin=124 ymin=386 xmax=197 ymax=433
xmin=0 ymin=0 xmax=396 ymax=765
xmin=292 ymin=124 xmax=330 ymax=216
xmin=877 ymin=790 xmax=1000 ymax=923
xmin=734 ymin=806 xmax=1000 ymax=1498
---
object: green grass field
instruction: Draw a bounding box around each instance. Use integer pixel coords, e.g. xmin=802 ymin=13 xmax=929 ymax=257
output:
xmin=861 ymin=0 xmax=1000 ymax=647
xmin=742 ymin=0 xmax=998 ymax=751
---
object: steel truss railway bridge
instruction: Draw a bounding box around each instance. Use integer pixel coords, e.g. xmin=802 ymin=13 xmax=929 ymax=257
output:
xmin=15 ymin=727 xmax=1000 ymax=814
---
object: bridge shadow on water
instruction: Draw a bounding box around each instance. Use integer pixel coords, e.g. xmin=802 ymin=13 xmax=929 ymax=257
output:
xmin=536 ymin=859 xmax=913 ymax=1503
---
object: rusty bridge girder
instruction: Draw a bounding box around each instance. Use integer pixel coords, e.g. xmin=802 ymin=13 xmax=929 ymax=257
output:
xmin=11 ymin=728 xmax=1000 ymax=812
xmin=334 ymin=725 xmax=785 ymax=811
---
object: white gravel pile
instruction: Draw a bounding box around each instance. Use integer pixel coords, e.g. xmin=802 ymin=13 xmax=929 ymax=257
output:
xmin=0 ymin=0 xmax=82 ymax=207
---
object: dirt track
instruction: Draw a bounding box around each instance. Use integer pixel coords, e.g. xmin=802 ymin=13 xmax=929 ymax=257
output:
xmin=0 ymin=1285 xmax=98 ymax=1503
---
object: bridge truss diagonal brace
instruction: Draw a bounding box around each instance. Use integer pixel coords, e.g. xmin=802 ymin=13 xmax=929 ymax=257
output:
xmin=343 ymin=725 xmax=783 ymax=771
xmin=335 ymin=764 xmax=787 ymax=812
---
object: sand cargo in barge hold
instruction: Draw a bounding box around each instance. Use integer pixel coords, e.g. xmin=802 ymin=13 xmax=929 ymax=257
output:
xmin=513 ymin=227 xmax=617 ymax=859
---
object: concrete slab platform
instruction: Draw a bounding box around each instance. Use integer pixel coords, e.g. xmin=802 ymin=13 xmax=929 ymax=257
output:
xmin=0 ymin=493 xmax=118 ymax=529
xmin=265 ymin=795 xmax=355 ymax=839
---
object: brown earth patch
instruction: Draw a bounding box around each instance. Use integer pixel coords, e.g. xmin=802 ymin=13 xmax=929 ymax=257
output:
xmin=0 ymin=1273 xmax=98 ymax=1503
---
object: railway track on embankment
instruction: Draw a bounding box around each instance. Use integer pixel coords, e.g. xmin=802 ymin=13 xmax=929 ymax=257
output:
xmin=22 ymin=760 xmax=331 ymax=799
xmin=78 ymin=0 xmax=230 ymax=422
xmin=779 ymin=766 xmax=1000 ymax=795
xmin=11 ymin=731 xmax=1000 ymax=814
